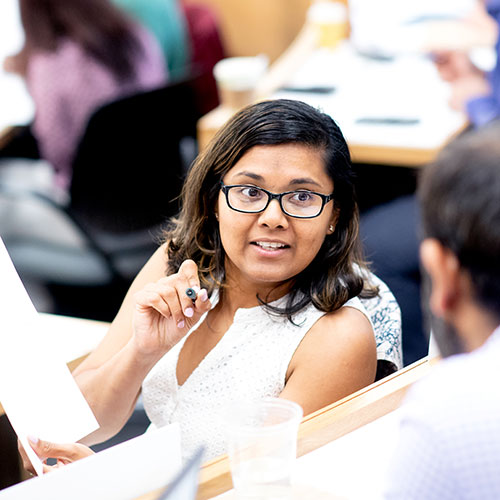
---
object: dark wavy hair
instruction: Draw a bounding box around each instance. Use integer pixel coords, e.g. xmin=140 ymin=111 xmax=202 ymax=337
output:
xmin=17 ymin=0 xmax=142 ymax=81
xmin=165 ymin=99 xmax=375 ymax=320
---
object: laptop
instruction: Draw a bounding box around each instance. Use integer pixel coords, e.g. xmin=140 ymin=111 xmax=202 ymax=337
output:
xmin=155 ymin=447 xmax=204 ymax=500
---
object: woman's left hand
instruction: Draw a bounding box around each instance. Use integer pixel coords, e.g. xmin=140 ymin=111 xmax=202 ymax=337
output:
xmin=26 ymin=436 xmax=95 ymax=474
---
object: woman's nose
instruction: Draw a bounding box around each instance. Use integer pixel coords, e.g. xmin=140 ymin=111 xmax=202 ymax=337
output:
xmin=257 ymin=199 xmax=289 ymax=229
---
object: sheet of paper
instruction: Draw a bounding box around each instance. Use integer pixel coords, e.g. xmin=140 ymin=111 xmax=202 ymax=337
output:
xmin=0 ymin=238 xmax=99 ymax=476
xmin=0 ymin=423 xmax=183 ymax=500
xmin=292 ymin=409 xmax=403 ymax=499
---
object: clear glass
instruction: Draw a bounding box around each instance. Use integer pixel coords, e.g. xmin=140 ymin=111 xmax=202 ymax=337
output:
xmin=224 ymin=398 xmax=303 ymax=499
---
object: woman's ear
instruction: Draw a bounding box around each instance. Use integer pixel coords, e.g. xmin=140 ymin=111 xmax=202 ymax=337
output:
xmin=326 ymin=209 xmax=340 ymax=235
xmin=420 ymin=238 xmax=461 ymax=319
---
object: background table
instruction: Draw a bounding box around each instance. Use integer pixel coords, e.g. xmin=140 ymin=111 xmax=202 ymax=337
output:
xmin=198 ymin=41 xmax=467 ymax=166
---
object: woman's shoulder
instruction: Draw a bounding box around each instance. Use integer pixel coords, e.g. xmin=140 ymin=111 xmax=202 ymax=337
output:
xmin=313 ymin=301 xmax=374 ymax=343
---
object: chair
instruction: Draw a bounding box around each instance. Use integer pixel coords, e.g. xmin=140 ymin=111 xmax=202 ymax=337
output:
xmin=359 ymin=272 xmax=403 ymax=380
xmin=0 ymin=79 xmax=201 ymax=296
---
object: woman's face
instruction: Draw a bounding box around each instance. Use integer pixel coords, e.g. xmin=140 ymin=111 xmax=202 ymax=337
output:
xmin=217 ymin=143 xmax=338 ymax=292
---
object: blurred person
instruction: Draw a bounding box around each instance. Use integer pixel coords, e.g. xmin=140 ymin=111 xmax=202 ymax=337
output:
xmin=111 ymin=0 xmax=226 ymax=113
xmin=433 ymin=0 xmax=500 ymax=126
xmin=18 ymin=99 xmax=402 ymax=471
xmin=112 ymin=0 xmax=190 ymax=80
xmin=384 ymin=123 xmax=500 ymax=499
xmin=1 ymin=0 xmax=167 ymax=191
xmin=361 ymin=0 xmax=500 ymax=365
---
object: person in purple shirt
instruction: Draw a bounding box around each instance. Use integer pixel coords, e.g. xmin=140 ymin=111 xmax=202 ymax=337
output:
xmin=2 ymin=0 xmax=167 ymax=190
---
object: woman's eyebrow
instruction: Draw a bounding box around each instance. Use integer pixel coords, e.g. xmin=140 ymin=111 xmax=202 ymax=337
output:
xmin=233 ymin=172 xmax=322 ymax=188
xmin=233 ymin=171 xmax=264 ymax=181
xmin=289 ymin=177 xmax=322 ymax=188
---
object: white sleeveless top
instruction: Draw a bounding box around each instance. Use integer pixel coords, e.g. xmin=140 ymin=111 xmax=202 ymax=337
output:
xmin=142 ymin=291 xmax=371 ymax=461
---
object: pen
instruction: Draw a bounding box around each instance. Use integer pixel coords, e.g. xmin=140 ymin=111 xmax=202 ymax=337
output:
xmin=185 ymin=287 xmax=197 ymax=303
xmin=279 ymin=86 xmax=336 ymax=94
xmin=355 ymin=117 xmax=420 ymax=126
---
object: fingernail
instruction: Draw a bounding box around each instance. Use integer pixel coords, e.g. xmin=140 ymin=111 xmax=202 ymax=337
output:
xmin=177 ymin=320 xmax=185 ymax=329
xmin=199 ymin=289 xmax=208 ymax=302
xmin=191 ymin=285 xmax=200 ymax=293
xmin=28 ymin=435 xmax=39 ymax=445
xmin=184 ymin=307 xmax=194 ymax=318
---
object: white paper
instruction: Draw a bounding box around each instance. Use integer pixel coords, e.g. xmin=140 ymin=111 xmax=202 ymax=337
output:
xmin=0 ymin=238 xmax=99 ymax=475
xmin=292 ymin=409 xmax=403 ymax=499
xmin=0 ymin=423 xmax=183 ymax=500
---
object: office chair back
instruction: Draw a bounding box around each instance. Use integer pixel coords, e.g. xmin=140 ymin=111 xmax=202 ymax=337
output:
xmin=70 ymin=80 xmax=199 ymax=234
xmin=0 ymin=80 xmax=201 ymax=296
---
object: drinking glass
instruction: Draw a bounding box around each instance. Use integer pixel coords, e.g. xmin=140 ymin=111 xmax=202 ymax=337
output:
xmin=224 ymin=398 xmax=303 ymax=499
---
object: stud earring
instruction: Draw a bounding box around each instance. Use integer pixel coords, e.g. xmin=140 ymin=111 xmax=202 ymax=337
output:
xmin=329 ymin=224 xmax=334 ymax=232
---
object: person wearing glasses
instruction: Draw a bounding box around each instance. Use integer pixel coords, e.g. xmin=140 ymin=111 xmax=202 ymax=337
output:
xmin=21 ymin=99 xmax=401 ymax=470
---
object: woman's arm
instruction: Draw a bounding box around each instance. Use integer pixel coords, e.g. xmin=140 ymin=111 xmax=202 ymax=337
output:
xmin=280 ymin=307 xmax=376 ymax=416
xmin=72 ymin=244 xmax=211 ymax=444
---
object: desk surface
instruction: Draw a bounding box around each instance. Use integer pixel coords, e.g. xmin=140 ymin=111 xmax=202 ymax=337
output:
xmin=2 ymin=310 xmax=433 ymax=499
xmin=198 ymin=43 xmax=467 ymax=166
xmin=197 ymin=358 xmax=433 ymax=500
xmin=215 ymin=409 xmax=403 ymax=500
xmin=135 ymin=358 xmax=433 ymax=500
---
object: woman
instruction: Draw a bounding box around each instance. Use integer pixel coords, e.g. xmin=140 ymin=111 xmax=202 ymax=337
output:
xmin=3 ymin=0 xmax=166 ymax=190
xmin=24 ymin=99 xmax=400 ymax=469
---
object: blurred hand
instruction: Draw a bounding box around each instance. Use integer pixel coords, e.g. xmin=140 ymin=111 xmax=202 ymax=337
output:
xmin=132 ymin=259 xmax=211 ymax=357
xmin=448 ymin=74 xmax=491 ymax=111
xmin=2 ymin=48 xmax=28 ymax=76
xmin=19 ymin=436 xmax=95 ymax=475
xmin=433 ymin=50 xmax=480 ymax=82
xmin=3 ymin=55 xmax=17 ymax=73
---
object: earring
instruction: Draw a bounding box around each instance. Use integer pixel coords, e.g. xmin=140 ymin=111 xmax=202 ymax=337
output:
xmin=329 ymin=224 xmax=334 ymax=232
xmin=215 ymin=213 xmax=219 ymax=221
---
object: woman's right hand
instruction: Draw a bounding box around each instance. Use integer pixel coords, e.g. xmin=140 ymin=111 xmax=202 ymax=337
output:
xmin=131 ymin=259 xmax=211 ymax=357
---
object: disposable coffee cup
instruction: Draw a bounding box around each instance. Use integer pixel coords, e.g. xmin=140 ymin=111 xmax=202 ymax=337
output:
xmin=307 ymin=1 xmax=348 ymax=49
xmin=224 ymin=398 xmax=303 ymax=499
xmin=213 ymin=56 xmax=268 ymax=110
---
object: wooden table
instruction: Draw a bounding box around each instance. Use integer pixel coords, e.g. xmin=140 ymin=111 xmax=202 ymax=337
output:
xmin=198 ymin=34 xmax=468 ymax=167
xmin=137 ymin=356 xmax=434 ymax=500
xmin=198 ymin=104 xmax=466 ymax=167
xmin=2 ymin=311 xmax=435 ymax=499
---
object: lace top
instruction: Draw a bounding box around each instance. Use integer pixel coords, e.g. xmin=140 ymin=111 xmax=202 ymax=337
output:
xmin=142 ymin=290 xmax=386 ymax=461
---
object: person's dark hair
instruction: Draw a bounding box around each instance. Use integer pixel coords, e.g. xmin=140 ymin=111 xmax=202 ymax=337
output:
xmin=17 ymin=0 xmax=142 ymax=81
xmin=419 ymin=123 xmax=500 ymax=320
xmin=165 ymin=99 xmax=375 ymax=320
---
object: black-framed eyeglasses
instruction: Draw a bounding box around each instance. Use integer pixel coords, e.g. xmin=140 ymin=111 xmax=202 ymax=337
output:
xmin=220 ymin=182 xmax=334 ymax=219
